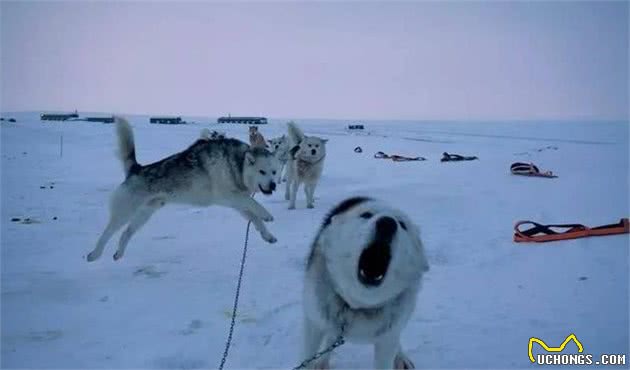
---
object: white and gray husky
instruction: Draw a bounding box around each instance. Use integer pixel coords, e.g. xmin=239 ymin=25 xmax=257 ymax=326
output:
xmin=285 ymin=121 xmax=327 ymax=209
xmin=87 ymin=117 xmax=280 ymax=262
xmin=303 ymin=197 xmax=430 ymax=369
xmin=267 ymin=134 xmax=290 ymax=183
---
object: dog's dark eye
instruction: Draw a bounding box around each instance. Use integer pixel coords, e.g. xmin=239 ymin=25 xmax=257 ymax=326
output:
xmin=360 ymin=212 xmax=373 ymax=219
xmin=259 ymin=170 xmax=266 ymax=175
xmin=308 ymin=144 xmax=312 ymax=147
xmin=272 ymin=171 xmax=276 ymax=175
xmin=399 ymin=221 xmax=407 ymax=230
xmin=315 ymin=144 xmax=319 ymax=148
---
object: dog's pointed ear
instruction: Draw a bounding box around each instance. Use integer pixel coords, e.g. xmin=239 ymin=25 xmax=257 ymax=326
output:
xmin=245 ymin=151 xmax=256 ymax=165
xmin=412 ymin=227 xmax=430 ymax=273
xmin=407 ymin=222 xmax=429 ymax=273
xmin=420 ymin=248 xmax=430 ymax=273
xmin=281 ymin=134 xmax=286 ymax=139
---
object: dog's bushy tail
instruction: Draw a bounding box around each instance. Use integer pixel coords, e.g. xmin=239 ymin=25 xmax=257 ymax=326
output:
xmin=287 ymin=121 xmax=304 ymax=146
xmin=115 ymin=116 xmax=140 ymax=177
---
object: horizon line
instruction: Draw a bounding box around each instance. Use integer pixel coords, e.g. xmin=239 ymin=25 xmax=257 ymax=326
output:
xmin=2 ymin=110 xmax=628 ymax=124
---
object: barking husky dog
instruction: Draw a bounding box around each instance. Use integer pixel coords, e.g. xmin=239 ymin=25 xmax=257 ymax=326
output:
xmin=285 ymin=121 xmax=327 ymax=209
xmin=267 ymin=135 xmax=289 ymax=183
xmin=86 ymin=117 xmax=280 ymax=262
xmin=249 ymin=126 xmax=267 ymax=148
xmin=303 ymin=197 xmax=429 ymax=369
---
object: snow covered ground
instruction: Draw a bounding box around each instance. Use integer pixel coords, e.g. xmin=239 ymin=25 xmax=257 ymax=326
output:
xmin=1 ymin=113 xmax=628 ymax=369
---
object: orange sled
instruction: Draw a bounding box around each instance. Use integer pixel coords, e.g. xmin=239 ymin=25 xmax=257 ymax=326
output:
xmin=514 ymin=218 xmax=629 ymax=243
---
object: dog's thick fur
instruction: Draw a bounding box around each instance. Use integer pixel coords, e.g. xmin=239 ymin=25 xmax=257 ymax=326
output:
xmin=86 ymin=117 xmax=280 ymax=262
xmin=285 ymin=121 xmax=327 ymax=209
xmin=303 ymin=197 xmax=429 ymax=369
xmin=268 ymin=134 xmax=290 ymax=183
xmin=200 ymin=128 xmax=226 ymax=140
xmin=249 ymin=126 xmax=267 ymax=148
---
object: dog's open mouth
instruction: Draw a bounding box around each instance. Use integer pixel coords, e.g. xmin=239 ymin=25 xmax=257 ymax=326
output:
xmin=357 ymin=242 xmax=391 ymax=287
xmin=259 ymin=184 xmax=273 ymax=195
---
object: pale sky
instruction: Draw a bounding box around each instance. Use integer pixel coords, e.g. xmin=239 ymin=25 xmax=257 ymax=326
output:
xmin=1 ymin=1 xmax=628 ymax=121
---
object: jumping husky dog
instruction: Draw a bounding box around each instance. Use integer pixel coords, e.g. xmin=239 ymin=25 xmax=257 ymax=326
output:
xmin=267 ymin=135 xmax=289 ymax=183
xmin=302 ymin=197 xmax=430 ymax=369
xmin=86 ymin=117 xmax=280 ymax=262
xmin=285 ymin=121 xmax=327 ymax=209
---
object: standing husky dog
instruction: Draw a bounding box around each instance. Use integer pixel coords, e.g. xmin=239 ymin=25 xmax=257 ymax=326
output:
xmin=285 ymin=121 xmax=327 ymax=209
xmin=86 ymin=117 xmax=280 ymax=262
xmin=303 ymin=197 xmax=429 ymax=369
xmin=268 ymin=135 xmax=289 ymax=183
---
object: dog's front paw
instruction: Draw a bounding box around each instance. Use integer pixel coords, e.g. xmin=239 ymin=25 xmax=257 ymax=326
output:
xmin=262 ymin=233 xmax=277 ymax=243
xmin=394 ymin=352 xmax=415 ymax=369
xmin=309 ymin=358 xmax=329 ymax=370
xmin=261 ymin=213 xmax=274 ymax=222
xmin=113 ymin=251 xmax=124 ymax=261
xmin=288 ymin=204 xmax=296 ymax=210
xmin=86 ymin=251 xmax=101 ymax=262
xmin=307 ymin=203 xmax=314 ymax=209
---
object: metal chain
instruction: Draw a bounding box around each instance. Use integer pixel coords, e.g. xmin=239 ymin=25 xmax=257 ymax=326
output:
xmin=291 ymin=323 xmax=346 ymax=370
xmin=217 ymin=220 xmax=252 ymax=370
xmin=216 ymin=198 xmax=347 ymax=370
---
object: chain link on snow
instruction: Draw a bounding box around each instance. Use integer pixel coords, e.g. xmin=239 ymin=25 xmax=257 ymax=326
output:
xmin=291 ymin=323 xmax=346 ymax=370
xmin=217 ymin=193 xmax=347 ymax=370
xmin=217 ymin=220 xmax=252 ymax=370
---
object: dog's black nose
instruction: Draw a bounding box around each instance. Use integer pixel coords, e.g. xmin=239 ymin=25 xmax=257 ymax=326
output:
xmin=311 ymin=149 xmax=316 ymax=155
xmin=269 ymin=182 xmax=276 ymax=191
xmin=375 ymin=216 xmax=397 ymax=240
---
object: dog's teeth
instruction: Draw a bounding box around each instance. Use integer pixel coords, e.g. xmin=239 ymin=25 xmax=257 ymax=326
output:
xmin=360 ymin=269 xmax=367 ymax=278
xmin=375 ymin=275 xmax=384 ymax=281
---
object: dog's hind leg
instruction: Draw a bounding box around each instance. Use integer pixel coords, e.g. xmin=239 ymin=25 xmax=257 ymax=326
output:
xmin=87 ymin=189 xmax=143 ymax=262
xmin=113 ymin=198 xmax=163 ymax=261
xmin=284 ymin=171 xmax=292 ymax=200
xmin=288 ymin=180 xmax=300 ymax=210
xmin=280 ymin=162 xmax=288 ymax=183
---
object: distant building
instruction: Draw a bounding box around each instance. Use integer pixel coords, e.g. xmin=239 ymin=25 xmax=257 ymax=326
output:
xmin=217 ymin=116 xmax=268 ymax=125
xmin=41 ymin=112 xmax=79 ymax=121
xmin=150 ymin=116 xmax=184 ymax=125
xmin=348 ymin=124 xmax=365 ymax=130
xmin=86 ymin=116 xmax=114 ymax=123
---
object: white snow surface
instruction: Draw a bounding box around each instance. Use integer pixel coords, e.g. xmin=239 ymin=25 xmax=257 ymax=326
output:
xmin=1 ymin=113 xmax=628 ymax=369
